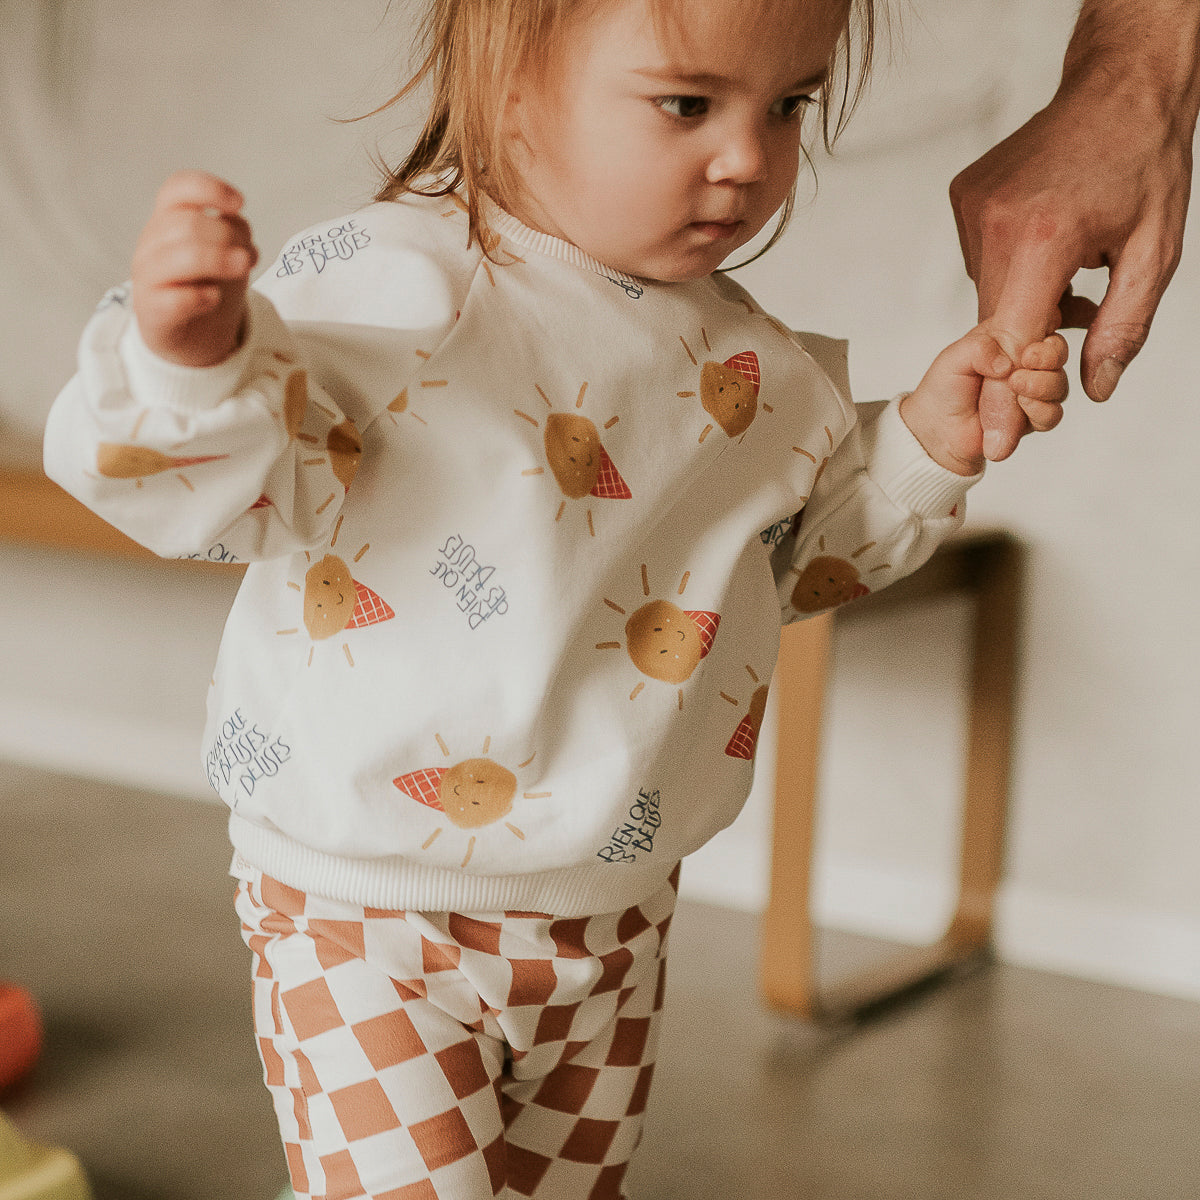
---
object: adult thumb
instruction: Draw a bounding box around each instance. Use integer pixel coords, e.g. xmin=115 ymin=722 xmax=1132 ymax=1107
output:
xmin=1081 ymin=233 xmax=1174 ymax=401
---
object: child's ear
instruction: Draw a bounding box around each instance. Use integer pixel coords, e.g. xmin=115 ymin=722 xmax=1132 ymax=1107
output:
xmin=500 ymin=80 xmax=535 ymax=167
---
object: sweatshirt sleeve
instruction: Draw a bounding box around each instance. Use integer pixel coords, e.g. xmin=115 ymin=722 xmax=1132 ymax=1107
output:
xmin=42 ymin=285 xmax=361 ymax=563
xmin=773 ymin=395 xmax=981 ymax=621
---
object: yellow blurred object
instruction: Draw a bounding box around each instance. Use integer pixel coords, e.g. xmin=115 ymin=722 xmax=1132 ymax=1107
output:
xmin=0 ymin=1111 xmax=92 ymax=1200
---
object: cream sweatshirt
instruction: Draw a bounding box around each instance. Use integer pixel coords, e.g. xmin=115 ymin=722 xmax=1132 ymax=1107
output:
xmin=44 ymin=193 xmax=977 ymax=917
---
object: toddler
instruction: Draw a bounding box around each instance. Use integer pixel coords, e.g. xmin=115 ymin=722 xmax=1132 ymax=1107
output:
xmin=44 ymin=0 xmax=1068 ymax=1197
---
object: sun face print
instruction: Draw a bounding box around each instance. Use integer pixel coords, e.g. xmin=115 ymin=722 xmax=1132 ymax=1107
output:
xmin=720 ymin=665 xmax=770 ymax=760
xmin=247 ymin=361 xmax=362 ymax=513
xmin=278 ymin=515 xmax=394 ymax=665
xmin=393 ymin=735 xmax=551 ymax=867
xmin=91 ymin=408 xmax=228 ymax=490
xmin=439 ymin=194 xmax=525 ymax=286
xmin=516 ymin=382 xmax=631 ymax=535
xmin=789 ymin=535 xmax=888 ymax=613
xmin=788 ymin=423 xmax=835 ymax=504
xmin=597 ymin=564 xmax=721 ymax=709
xmin=677 ymin=330 xmax=770 ymax=443
xmin=386 ymin=348 xmax=454 ymax=430
xmin=95 ymin=442 xmax=229 ymax=489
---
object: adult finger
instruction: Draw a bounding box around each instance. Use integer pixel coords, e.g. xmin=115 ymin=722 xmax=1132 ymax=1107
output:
xmin=1079 ymin=224 xmax=1178 ymax=401
xmin=976 ymin=238 xmax=1073 ymax=459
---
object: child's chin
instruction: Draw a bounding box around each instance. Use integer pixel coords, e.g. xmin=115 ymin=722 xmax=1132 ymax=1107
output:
xmin=639 ymin=253 xmax=734 ymax=284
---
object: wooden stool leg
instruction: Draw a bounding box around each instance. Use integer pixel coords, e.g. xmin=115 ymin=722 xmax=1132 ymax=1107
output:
xmin=759 ymin=612 xmax=833 ymax=1017
xmin=760 ymin=535 xmax=1022 ymax=1024
xmin=948 ymin=537 xmax=1022 ymax=949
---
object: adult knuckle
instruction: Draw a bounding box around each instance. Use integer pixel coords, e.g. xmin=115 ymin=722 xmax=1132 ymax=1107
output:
xmin=948 ymin=169 xmax=974 ymax=212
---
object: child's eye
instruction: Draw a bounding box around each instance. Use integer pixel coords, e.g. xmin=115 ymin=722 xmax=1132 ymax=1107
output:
xmin=656 ymin=96 xmax=709 ymax=119
xmin=771 ymin=94 xmax=815 ymax=119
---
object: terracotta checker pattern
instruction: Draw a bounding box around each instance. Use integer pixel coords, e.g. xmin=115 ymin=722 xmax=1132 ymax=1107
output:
xmin=236 ymin=866 xmax=678 ymax=1200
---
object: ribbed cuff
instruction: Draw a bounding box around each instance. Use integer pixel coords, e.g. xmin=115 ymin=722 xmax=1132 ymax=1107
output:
xmin=120 ymin=306 xmax=255 ymax=413
xmin=869 ymin=395 xmax=982 ymax=517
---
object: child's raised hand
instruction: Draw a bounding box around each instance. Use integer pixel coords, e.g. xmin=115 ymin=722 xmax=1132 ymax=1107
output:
xmin=900 ymin=326 xmax=1070 ymax=475
xmin=131 ymin=171 xmax=259 ymax=368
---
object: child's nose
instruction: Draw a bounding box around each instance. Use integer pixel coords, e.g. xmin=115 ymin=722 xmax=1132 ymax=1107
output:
xmin=707 ymin=123 xmax=768 ymax=185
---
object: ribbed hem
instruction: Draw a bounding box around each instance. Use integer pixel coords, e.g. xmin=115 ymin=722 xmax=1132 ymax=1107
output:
xmin=119 ymin=302 xmax=256 ymax=413
xmin=869 ymin=395 xmax=982 ymax=517
xmin=228 ymin=815 xmax=681 ymax=919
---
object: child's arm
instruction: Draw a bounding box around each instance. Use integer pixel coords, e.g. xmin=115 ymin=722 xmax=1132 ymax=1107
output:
xmin=773 ymin=326 xmax=1067 ymax=621
xmin=44 ymin=172 xmax=360 ymax=563
xmin=898 ymin=325 xmax=1070 ymax=476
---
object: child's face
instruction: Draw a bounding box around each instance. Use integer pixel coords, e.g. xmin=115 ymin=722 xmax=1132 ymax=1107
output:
xmin=504 ymin=0 xmax=845 ymax=282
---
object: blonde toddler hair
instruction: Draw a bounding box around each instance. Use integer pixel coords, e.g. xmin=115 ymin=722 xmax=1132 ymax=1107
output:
xmin=370 ymin=0 xmax=880 ymax=262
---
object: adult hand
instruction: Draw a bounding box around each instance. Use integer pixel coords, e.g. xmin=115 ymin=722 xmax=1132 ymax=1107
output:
xmin=950 ymin=36 xmax=1195 ymax=459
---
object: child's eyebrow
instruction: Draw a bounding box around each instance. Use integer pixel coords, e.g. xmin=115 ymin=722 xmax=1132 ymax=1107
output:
xmin=631 ymin=66 xmax=830 ymax=94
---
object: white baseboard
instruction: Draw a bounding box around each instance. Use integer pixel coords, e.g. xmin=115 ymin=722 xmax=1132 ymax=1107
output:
xmin=993 ymin=883 xmax=1200 ymax=1004
xmin=683 ymin=853 xmax=1200 ymax=1004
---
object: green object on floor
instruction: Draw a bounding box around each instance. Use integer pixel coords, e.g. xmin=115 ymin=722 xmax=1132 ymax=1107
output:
xmin=274 ymin=1189 xmax=294 ymax=1200
xmin=0 ymin=1110 xmax=92 ymax=1200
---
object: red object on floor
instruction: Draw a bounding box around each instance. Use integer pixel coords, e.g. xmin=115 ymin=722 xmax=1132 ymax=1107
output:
xmin=0 ymin=983 xmax=43 ymax=1092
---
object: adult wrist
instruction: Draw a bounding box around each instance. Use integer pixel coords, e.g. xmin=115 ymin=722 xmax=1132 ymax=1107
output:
xmin=1060 ymin=1 xmax=1200 ymax=129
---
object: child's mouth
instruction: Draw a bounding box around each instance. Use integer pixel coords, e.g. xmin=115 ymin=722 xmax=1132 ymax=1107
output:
xmin=691 ymin=220 xmax=743 ymax=240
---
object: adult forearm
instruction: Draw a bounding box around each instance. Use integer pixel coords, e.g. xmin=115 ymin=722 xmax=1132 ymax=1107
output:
xmin=948 ymin=0 xmax=1200 ymax=446
xmin=1064 ymin=0 xmax=1200 ymax=125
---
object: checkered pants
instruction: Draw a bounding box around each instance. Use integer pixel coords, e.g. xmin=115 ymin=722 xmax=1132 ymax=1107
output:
xmin=235 ymin=867 xmax=679 ymax=1200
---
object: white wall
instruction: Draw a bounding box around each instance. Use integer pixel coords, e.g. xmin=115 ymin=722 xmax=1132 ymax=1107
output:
xmin=687 ymin=0 xmax=1200 ymax=1001
xmin=3 ymin=0 xmax=1199 ymax=1000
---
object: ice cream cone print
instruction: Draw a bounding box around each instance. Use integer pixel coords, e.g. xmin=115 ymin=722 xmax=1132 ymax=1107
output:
xmin=327 ymin=421 xmax=362 ymax=491
xmin=678 ymin=333 xmax=762 ymax=439
xmin=96 ymin=444 xmax=228 ymax=479
xmin=790 ymin=551 xmax=872 ymax=613
xmin=700 ymin=352 xmax=759 ymax=437
xmin=395 ymin=758 xmax=517 ymax=829
xmin=544 ymin=411 xmax=607 ymax=499
xmin=683 ymin=610 xmax=721 ymax=658
xmin=599 ymin=566 xmax=722 ymax=705
xmin=303 ymin=554 xmax=395 ymax=640
xmin=346 ymin=579 xmax=396 ymax=629
xmin=395 ymin=767 xmax=448 ymax=811
xmin=722 ymin=350 xmax=761 ymax=393
xmin=518 ymin=383 xmax=630 ymax=532
xmin=725 ymin=685 xmax=770 ymax=760
xmin=591 ymin=445 xmax=632 ymax=499
xmin=624 ymin=600 xmax=705 ymax=684
xmin=395 ymin=739 xmax=548 ymax=866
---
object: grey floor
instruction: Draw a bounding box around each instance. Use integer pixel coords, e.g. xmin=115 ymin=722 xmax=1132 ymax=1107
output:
xmin=3 ymin=759 xmax=1199 ymax=1200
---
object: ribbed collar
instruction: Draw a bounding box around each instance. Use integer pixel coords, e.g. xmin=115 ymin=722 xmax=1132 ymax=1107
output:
xmin=484 ymin=201 xmax=645 ymax=292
